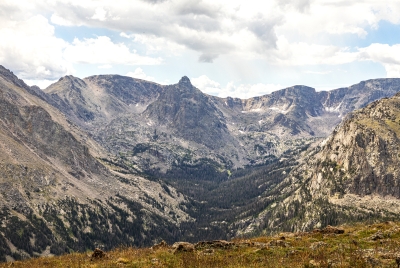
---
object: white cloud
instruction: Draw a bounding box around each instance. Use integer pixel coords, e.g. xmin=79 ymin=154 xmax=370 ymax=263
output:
xmin=225 ymin=83 xmax=283 ymax=99
xmin=192 ymin=75 xmax=282 ymax=98
xmin=64 ymin=36 xmax=163 ymax=65
xmin=358 ymin=43 xmax=400 ymax=77
xmin=126 ymin=67 xmax=156 ymax=81
xmin=34 ymin=0 xmax=400 ymax=63
xmin=51 ymin=13 xmax=74 ymax=26
xmin=2 ymin=0 xmax=400 ymax=92
xmin=191 ymin=75 xmax=222 ymax=95
xmin=278 ymin=0 xmax=312 ymax=13
xmin=272 ymin=36 xmax=358 ymax=66
xmin=6 ymin=0 xmax=400 ymax=67
xmin=91 ymin=7 xmax=107 ymax=21
xmin=0 ymin=14 xmax=72 ymax=80
xmin=26 ymin=1 xmax=281 ymax=62
xmin=275 ymin=1 xmax=393 ymax=38
xmin=304 ymin=70 xmax=332 ymax=75
xmin=24 ymin=79 xmax=59 ymax=89
xmin=0 ymin=6 xmax=163 ymax=82
xmin=133 ymin=34 xmax=186 ymax=56
xmin=98 ymin=64 xmax=113 ymax=69
xmin=120 ymin=32 xmax=131 ymax=38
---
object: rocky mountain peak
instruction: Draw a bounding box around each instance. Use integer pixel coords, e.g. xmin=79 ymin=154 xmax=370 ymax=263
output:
xmin=54 ymin=75 xmax=86 ymax=89
xmin=178 ymin=76 xmax=192 ymax=87
xmin=274 ymin=85 xmax=316 ymax=97
xmin=57 ymin=75 xmax=82 ymax=83
xmin=143 ymin=77 xmax=230 ymax=149
xmin=0 ymin=65 xmax=30 ymax=90
xmin=49 ymin=75 xmax=87 ymax=92
xmin=0 ymin=65 xmax=15 ymax=78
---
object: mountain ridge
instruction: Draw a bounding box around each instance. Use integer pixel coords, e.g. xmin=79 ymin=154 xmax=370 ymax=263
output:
xmin=42 ymin=73 xmax=400 ymax=174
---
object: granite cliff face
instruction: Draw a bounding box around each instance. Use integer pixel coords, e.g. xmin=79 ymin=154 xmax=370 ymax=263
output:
xmin=143 ymin=76 xmax=231 ymax=149
xmin=233 ymin=92 xmax=400 ymax=235
xmin=0 ymin=66 xmax=191 ymax=261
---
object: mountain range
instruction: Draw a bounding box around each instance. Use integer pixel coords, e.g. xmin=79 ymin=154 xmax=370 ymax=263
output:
xmin=40 ymin=73 xmax=400 ymax=172
xmin=1 ymin=64 xmax=400 ymax=261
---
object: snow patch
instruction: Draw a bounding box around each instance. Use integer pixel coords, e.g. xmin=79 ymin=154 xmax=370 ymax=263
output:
xmin=324 ymin=102 xmax=342 ymax=113
xmin=241 ymin=108 xmax=263 ymax=113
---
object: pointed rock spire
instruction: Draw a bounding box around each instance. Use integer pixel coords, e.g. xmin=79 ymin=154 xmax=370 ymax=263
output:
xmin=178 ymin=76 xmax=192 ymax=86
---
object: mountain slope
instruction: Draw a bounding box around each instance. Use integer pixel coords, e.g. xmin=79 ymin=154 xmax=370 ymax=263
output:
xmin=234 ymin=92 xmax=400 ymax=235
xmin=0 ymin=66 xmax=191 ymax=261
xmin=143 ymin=76 xmax=231 ymax=149
xmin=44 ymin=74 xmax=164 ymax=128
xmin=213 ymin=79 xmax=400 ymax=139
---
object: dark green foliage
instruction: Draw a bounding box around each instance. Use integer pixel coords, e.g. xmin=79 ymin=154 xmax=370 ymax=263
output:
xmin=0 ymin=213 xmax=11 ymax=263
xmin=160 ymin=157 xmax=228 ymax=182
xmin=150 ymin=156 xmax=297 ymax=242
xmin=0 ymin=208 xmax=54 ymax=260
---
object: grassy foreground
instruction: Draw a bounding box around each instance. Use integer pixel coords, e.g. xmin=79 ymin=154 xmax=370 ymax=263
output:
xmin=2 ymin=222 xmax=400 ymax=268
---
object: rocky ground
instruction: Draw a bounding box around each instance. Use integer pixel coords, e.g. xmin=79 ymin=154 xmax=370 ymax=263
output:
xmin=2 ymin=221 xmax=400 ymax=267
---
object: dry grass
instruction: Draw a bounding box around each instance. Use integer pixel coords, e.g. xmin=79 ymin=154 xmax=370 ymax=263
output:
xmin=2 ymin=222 xmax=400 ymax=268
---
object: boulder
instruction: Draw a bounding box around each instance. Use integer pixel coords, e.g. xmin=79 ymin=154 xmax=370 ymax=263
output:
xmin=195 ymin=240 xmax=234 ymax=250
xmin=172 ymin=242 xmax=195 ymax=253
xmin=313 ymin=226 xmax=345 ymax=234
xmin=91 ymin=248 xmax=106 ymax=260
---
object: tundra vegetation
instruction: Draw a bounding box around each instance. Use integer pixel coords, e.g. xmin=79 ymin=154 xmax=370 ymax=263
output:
xmin=2 ymin=222 xmax=400 ymax=268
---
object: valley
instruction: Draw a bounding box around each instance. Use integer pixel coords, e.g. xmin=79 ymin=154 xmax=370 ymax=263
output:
xmin=1 ymin=64 xmax=400 ymax=261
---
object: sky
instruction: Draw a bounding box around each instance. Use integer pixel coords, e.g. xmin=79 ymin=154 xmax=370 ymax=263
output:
xmin=1 ymin=0 xmax=400 ymax=99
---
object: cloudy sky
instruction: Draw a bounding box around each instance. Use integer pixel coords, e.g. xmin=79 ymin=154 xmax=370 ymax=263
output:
xmin=1 ymin=0 xmax=400 ymax=98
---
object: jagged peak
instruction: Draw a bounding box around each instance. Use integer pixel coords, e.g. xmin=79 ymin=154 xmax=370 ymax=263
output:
xmin=283 ymin=85 xmax=316 ymax=92
xmin=58 ymin=75 xmax=81 ymax=82
xmin=270 ymin=85 xmax=316 ymax=98
xmin=45 ymin=75 xmax=87 ymax=93
xmin=60 ymin=75 xmax=86 ymax=86
xmin=0 ymin=65 xmax=30 ymax=90
xmin=0 ymin=65 xmax=19 ymax=80
xmin=178 ymin=76 xmax=192 ymax=86
xmin=0 ymin=65 xmax=11 ymax=73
